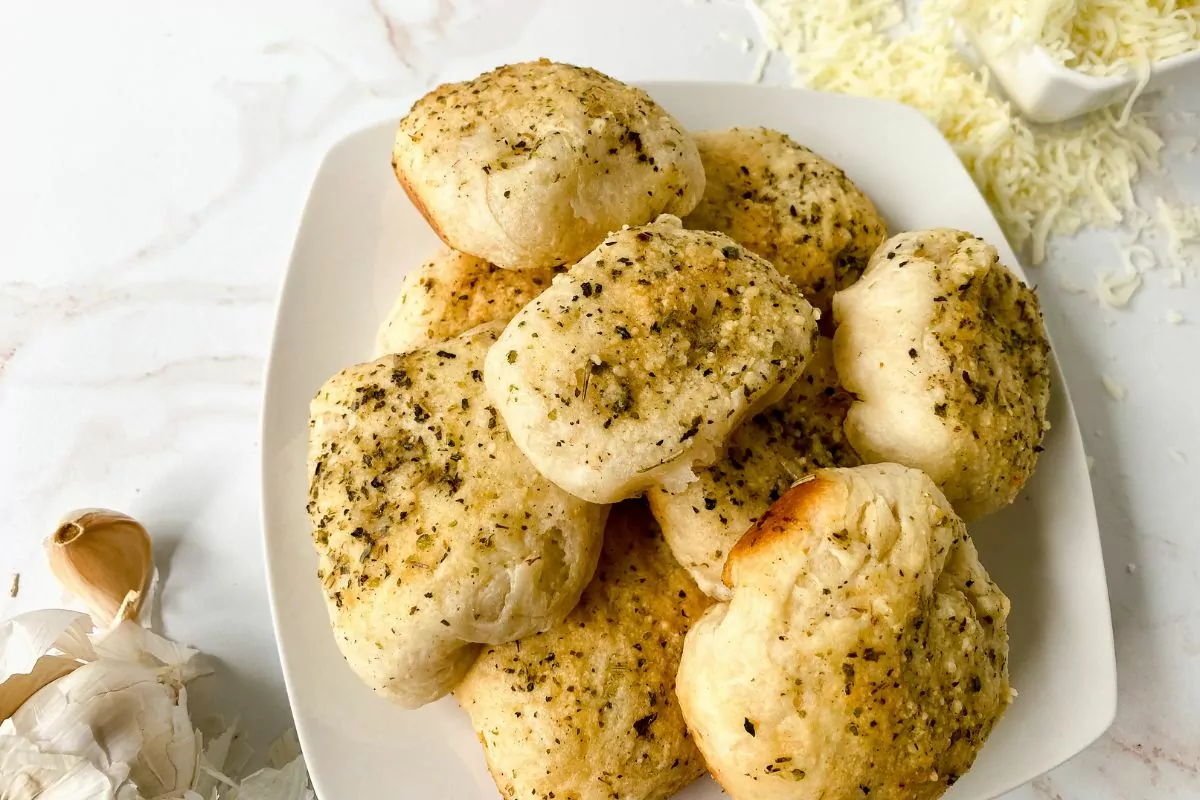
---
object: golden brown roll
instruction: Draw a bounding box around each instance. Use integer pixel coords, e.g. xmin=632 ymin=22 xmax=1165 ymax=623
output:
xmin=485 ymin=215 xmax=818 ymax=504
xmin=308 ymin=323 xmax=606 ymax=708
xmin=684 ymin=127 xmax=887 ymax=312
xmin=677 ymin=464 xmax=1012 ymax=800
xmin=393 ymin=60 xmax=704 ymax=270
xmin=647 ymin=337 xmax=859 ymax=597
xmin=833 ymin=229 xmax=1051 ymax=520
xmin=455 ymin=502 xmax=711 ymax=800
xmin=374 ymin=247 xmax=560 ymax=356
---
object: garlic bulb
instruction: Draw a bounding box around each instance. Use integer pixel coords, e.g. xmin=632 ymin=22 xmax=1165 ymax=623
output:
xmin=46 ymin=508 xmax=152 ymax=625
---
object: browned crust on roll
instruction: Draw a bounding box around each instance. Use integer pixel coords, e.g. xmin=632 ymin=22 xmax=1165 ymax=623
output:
xmin=722 ymin=475 xmax=835 ymax=587
xmin=394 ymin=163 xmax=448 ymax=246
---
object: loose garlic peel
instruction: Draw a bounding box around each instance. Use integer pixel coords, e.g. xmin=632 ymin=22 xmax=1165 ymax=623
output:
xmin=0 ymin=654 xmax=79 ymax=722
xmin=0 ymin=609 xmax=314 ymax=798
xmin=47 ymin=508 xmax=152 ymax=626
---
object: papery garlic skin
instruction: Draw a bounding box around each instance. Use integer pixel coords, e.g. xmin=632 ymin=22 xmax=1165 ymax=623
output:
xmin=0 ymin=610 xmax=94 ymax=724
xmin=0 ymin=609 xmax=314 ymax=800
xmin=0 ymin=656 xmax=78 ymax=723
xmin=0 ymin=734 xmax=132 ymax=800
xmin=46 ymin=509 xmax=152 ymax=626
xmin=0 ymin=618 xmax=200 ymax=799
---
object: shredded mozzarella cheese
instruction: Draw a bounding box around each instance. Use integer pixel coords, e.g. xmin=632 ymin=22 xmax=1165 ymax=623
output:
xmin=1120 ymin=243 xmax=1159 ymax=273
xmin=1097 ymin=269 xmax=1144 ymax=306
xmin=1156 ymin=198 xmax=1200 ymax=270
xmin=753 ymin=0 xmax=1166 ymax=263
xmin=751 ymin=48 xmax=771 ymax=82
xmin=952 ymin=0 xmax=1200 ymax=77
xmin=1101 ymin=373 xmax=1128 ymax=399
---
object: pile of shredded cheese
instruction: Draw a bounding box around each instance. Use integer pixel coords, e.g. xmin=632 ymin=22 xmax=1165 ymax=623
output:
xmin=952 ymin=0 xmax=1200 ymax=77
xmin=754 ymin=0 xmax=1167 ymax=265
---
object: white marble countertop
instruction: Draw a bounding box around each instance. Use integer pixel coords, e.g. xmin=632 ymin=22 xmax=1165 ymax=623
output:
xmin=1 ymin=2 xmax=1198 ymax=797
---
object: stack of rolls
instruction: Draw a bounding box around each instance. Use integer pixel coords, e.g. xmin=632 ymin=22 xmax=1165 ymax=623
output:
xmin=306 ymin=58 xmax=1051 ymax=800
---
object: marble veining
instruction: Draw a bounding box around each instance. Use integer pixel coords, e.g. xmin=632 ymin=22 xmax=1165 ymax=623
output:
xmin=0 ymin=0 xmax=1197 ymax=795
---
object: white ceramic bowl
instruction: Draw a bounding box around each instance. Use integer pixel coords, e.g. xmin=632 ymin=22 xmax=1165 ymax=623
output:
xmin=261 ymin=82 xmax=1117 ymax=800
xmin=968 ymin=30 xmax=1200 ymax=123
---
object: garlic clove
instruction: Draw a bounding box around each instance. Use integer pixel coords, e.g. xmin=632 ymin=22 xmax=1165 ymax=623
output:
xmin=47 ymin=508 xmax=153 ymax=626
xmin=0 ymin=654 xmax=79 ymax=722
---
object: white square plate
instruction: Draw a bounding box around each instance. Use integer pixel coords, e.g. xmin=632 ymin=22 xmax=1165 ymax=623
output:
xmin=261 ymin=82 xmax=1116 ymax=800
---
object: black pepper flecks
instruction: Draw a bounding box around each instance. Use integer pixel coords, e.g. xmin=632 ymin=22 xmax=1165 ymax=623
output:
xmin=890 ymin=230 xmax=1051 ymax=515
xmin=305 ymin=323 xmax=603 ymax=701
xmin=394 ymin=59 xmax=703 ymax=268
xmin=377 ymin=251 xmax=558 ymax=354
xmin=710 ymin=467 xmax=1012 ymax=794
xmin=648 ymin=339 xmax=857 ymax=584
xmin=490 ymin=217 xmax=818 ymax=492
xmin=451 ymin=504 xmax=711 ymax=799
xmin=685 ymin=127 xmax=887 ymax=314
